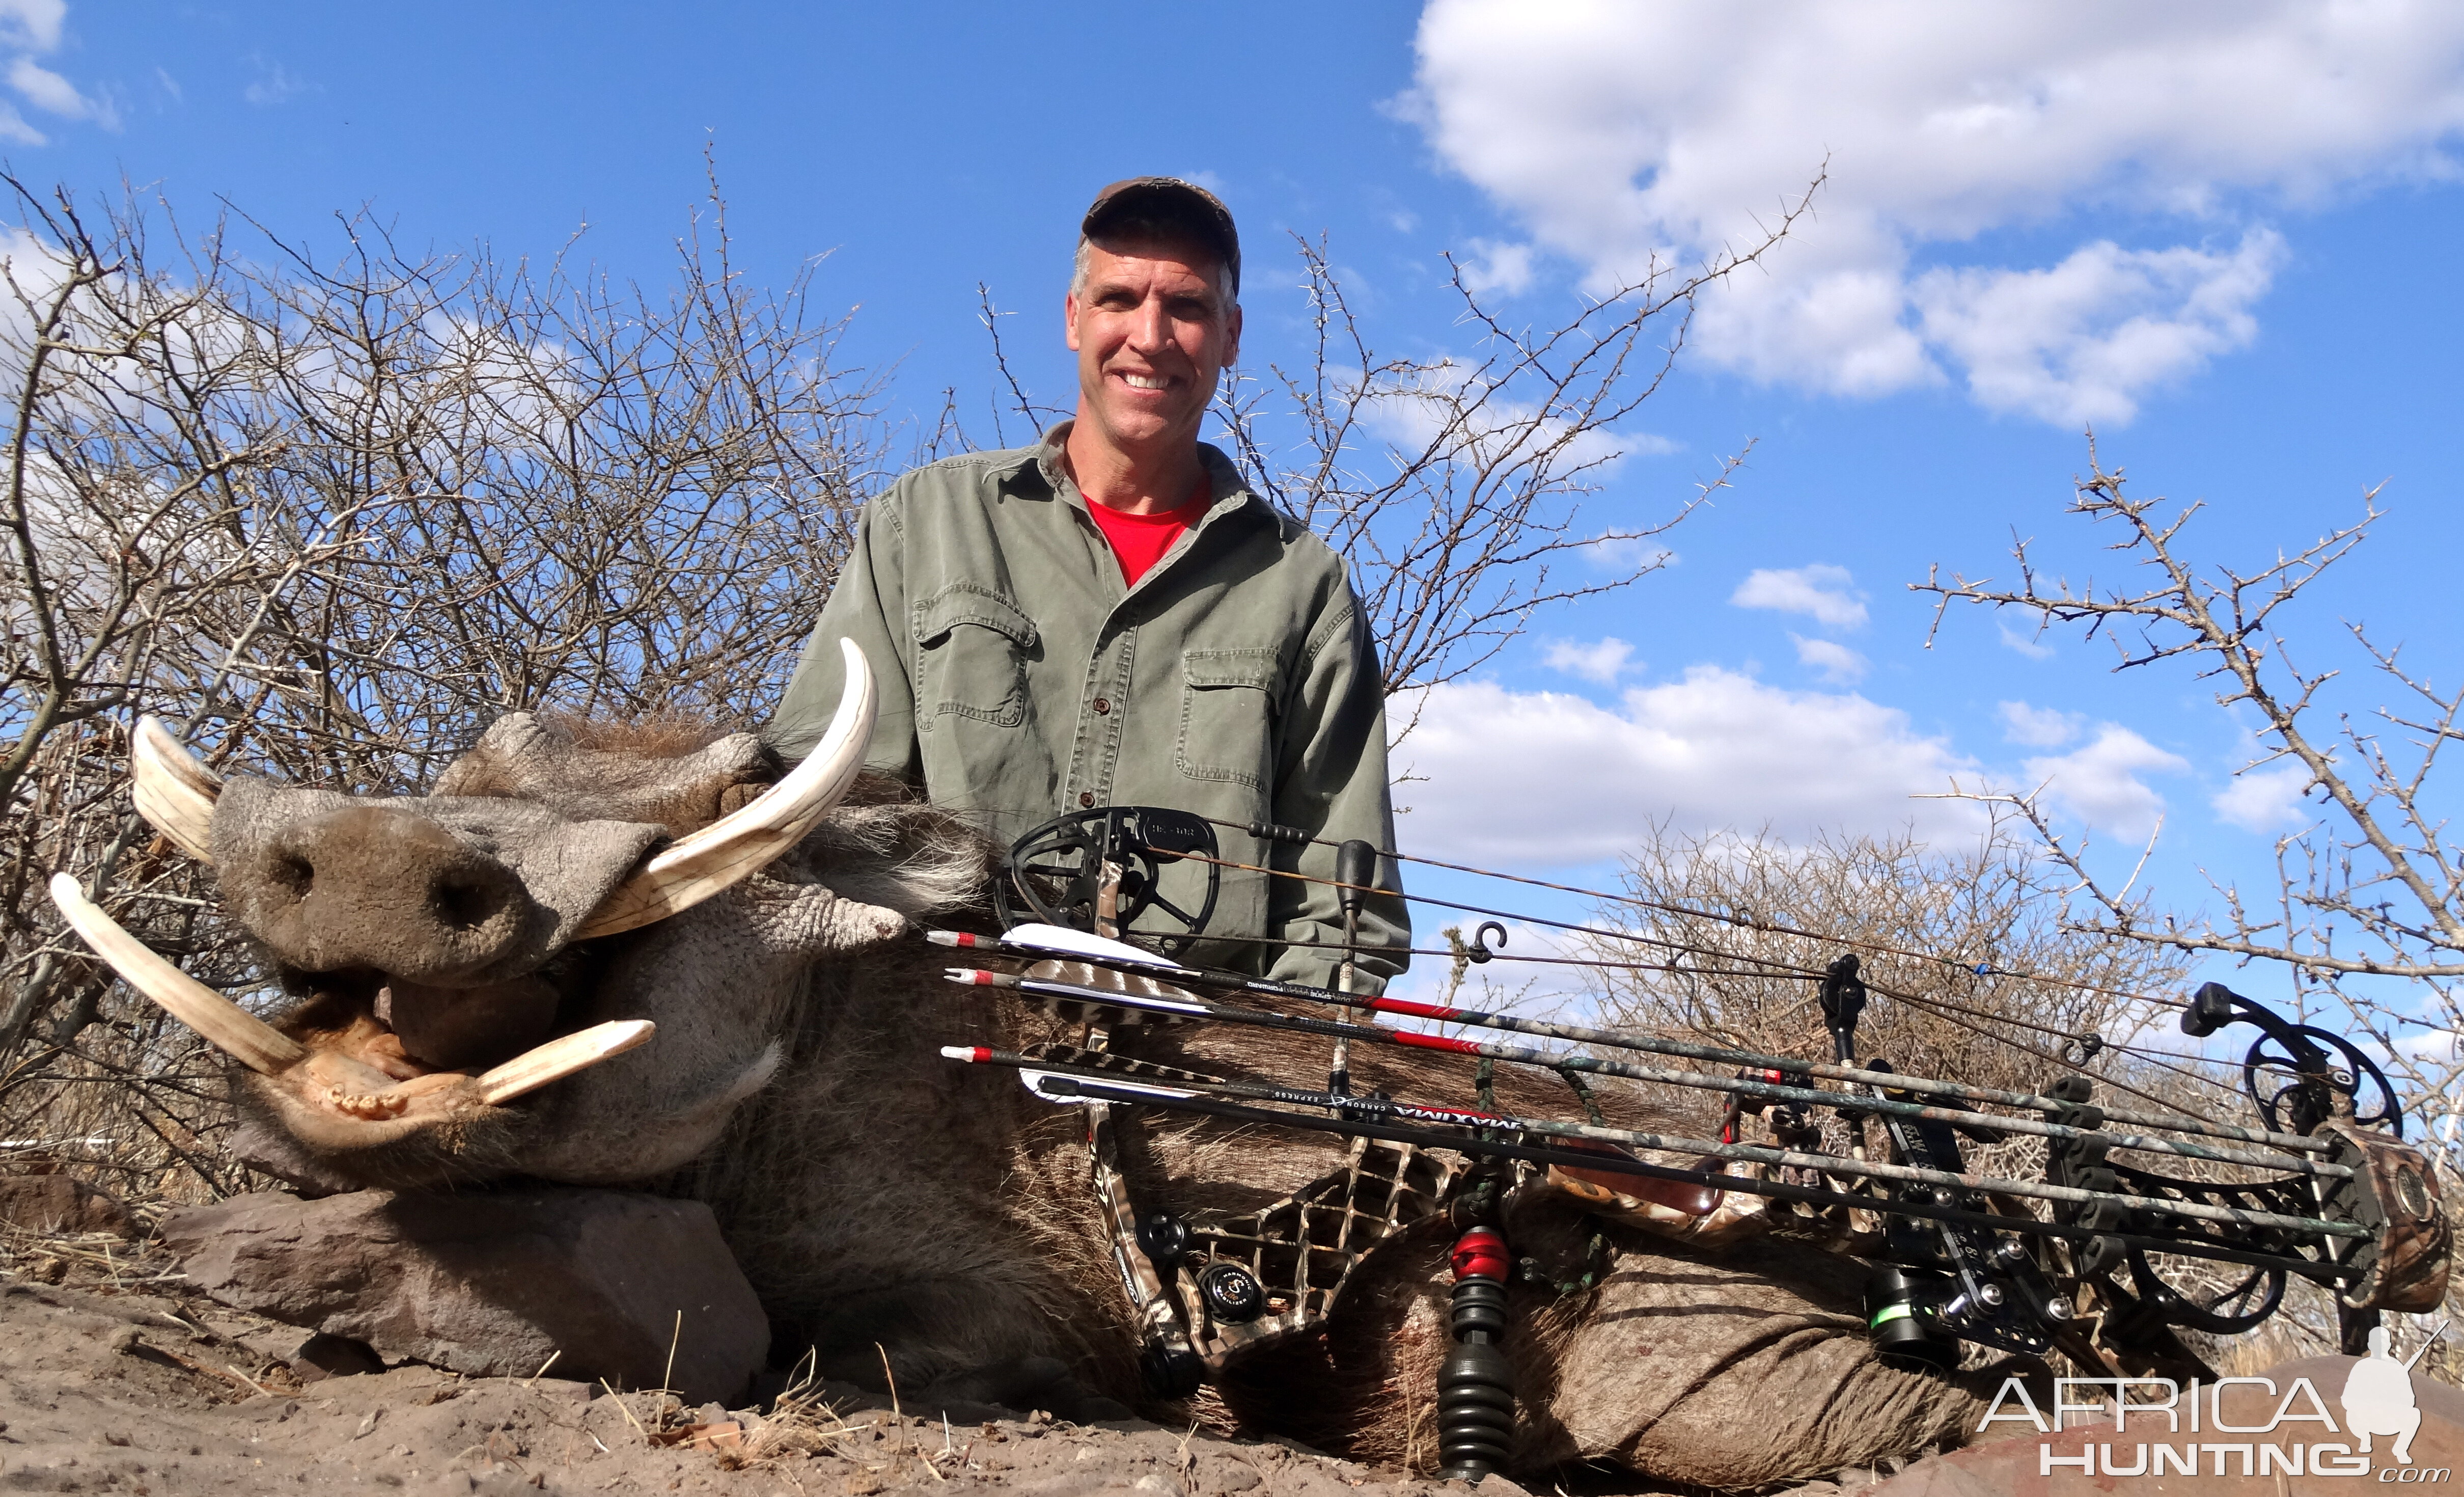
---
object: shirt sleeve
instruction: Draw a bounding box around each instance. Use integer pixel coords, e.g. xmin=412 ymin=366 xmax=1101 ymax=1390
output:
xmin=1261 ymin=592 xmax=1411 ymax=995
xmin=767 ymin=494 xmax=922 ymax=781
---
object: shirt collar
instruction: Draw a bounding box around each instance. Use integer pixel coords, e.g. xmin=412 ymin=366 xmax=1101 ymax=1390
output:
xmin=1022 ymin=420 xmax=1260 ymax=529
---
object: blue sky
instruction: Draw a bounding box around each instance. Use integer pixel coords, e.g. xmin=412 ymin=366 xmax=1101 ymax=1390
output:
xmin=33 ymin=3 xmax=2464 ymax=1021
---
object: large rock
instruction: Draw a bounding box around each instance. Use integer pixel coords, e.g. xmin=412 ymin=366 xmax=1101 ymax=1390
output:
xmin=160 ymin=1187 xmax=767 ymax=1404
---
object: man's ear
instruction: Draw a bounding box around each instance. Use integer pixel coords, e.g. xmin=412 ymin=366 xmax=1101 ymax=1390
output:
xmin=1224 ymin=303 xmax=1242 ymax=367
xmin=1064 ymin=290 xmax=1083 ymax=352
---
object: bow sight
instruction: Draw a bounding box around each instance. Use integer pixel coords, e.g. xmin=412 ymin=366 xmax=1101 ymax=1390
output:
xmin=995 ymin=805 xmax=1221 ymax=957
xmin=947 ymin=805 xmax=2452 ymax=1481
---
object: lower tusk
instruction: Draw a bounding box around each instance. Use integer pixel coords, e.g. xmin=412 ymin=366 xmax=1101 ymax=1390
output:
xmin=473 ymin=1019 xmax=654 ymax=1105
xmin=574 ymin=638 xmax=876 ymax=939
xmin=47 ymin=872 xmax=305 ymax=1074
xmin=131 ymin=716 xmax=220 ymax=864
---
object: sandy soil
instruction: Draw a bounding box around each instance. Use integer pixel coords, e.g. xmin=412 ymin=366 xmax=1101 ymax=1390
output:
xmin=0 ymin=1224 xmax=1549 ymax=1497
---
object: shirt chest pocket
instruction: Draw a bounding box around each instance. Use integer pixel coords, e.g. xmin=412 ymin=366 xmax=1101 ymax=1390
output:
xmin=1177 ymin=647 xmax=1282 ymax=790
xmin=913 ymin=585 xmax=1037 ymax=729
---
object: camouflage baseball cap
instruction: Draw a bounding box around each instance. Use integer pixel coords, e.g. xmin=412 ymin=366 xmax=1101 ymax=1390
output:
xmin=1081 ymin=177 xmax=1240 ymax=294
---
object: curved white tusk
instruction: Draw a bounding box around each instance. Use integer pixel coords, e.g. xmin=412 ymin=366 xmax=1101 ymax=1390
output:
xmin=130 ymin=716 xmax=220 ymax=864
xmin=473 ymin=1019 xmax=655 ymax=1105
xmin=47 ymin=872 xmax=304 ymax=1075
xmin=574 ymin=637 xmax=878 ymax=939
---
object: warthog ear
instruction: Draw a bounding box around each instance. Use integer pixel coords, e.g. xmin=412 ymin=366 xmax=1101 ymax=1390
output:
xmin=575 ymin=639 xmax=878 ymax=939
xmin=130 ymin=717 xmax=219 ymax=863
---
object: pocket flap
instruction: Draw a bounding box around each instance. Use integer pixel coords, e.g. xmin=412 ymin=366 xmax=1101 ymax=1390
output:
xmin=1184 ymin=647 xmax=1280 ymax=691
xmin=914 ymin=584 xmax=1038 ymax=649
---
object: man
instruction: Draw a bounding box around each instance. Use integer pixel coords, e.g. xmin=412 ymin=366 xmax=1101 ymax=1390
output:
xmin=769 ymin=178 xmax=1407 ymax=991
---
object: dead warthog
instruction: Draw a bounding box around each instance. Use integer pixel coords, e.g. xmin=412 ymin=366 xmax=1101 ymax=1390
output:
xmin=57 ymin=644 xmax=2029 ymax=1487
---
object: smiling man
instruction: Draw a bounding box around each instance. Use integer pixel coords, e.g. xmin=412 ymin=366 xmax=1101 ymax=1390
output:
xmin=769 ymin=179 xmax=1407 ymax=991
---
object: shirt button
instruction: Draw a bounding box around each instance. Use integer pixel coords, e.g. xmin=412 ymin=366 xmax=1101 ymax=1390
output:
xmin=1079 ymin=791 xmax=1096 ymax=808
xmin=1092 ymin=697 xmax=1111 ymax=715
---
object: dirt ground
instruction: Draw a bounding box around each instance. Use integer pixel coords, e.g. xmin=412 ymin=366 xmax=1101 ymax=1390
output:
xmin=0 ymin=1223 xmax=1577 ymax=1497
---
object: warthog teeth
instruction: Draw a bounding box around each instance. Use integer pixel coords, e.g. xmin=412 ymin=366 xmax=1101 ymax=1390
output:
xmin=573 ymin=638 xmax=876 ymax=940
xmin=328 ymin=1088 xmax=408 ymax=1120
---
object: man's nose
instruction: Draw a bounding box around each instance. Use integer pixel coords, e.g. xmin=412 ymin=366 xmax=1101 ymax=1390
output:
xmin=1126 ymin=296 xmax=1171 ymax=352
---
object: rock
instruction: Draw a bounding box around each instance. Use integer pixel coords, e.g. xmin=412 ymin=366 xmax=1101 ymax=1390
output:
xmin=0 ymin=1174 xmax=135 ymax=1237
xmin=159 ymin=1186 xmax=767 ymax=1404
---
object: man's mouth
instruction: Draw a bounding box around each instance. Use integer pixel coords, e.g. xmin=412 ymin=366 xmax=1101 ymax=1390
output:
xmin=1119 ymin=371 xmax=1172 ymax=391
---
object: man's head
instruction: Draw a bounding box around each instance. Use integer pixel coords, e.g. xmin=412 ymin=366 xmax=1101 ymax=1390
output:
xmin=1065 ymin=178 xmax=1242 ymax=468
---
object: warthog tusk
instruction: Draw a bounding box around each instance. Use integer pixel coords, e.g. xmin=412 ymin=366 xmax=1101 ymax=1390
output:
xmin=574 ymin=637 xmax=877 ymax=939
xmin=47 ymin=872 xmax=304 ymax=1074
xmin=473 ymin=1020 xmax=655 ymax=1105
xmin=130 ymin=716 xmax=220 ymax=864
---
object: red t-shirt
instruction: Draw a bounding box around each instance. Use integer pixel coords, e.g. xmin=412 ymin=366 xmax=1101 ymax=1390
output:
xmin=1086 ymin=487 xmax=1209 ymax=586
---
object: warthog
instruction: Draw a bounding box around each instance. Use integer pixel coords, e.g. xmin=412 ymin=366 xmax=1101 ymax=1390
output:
xmin=58 ymin=645 xmax=2030 ymax=1487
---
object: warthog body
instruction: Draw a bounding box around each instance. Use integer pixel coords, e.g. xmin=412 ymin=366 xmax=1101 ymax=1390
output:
xmin=129 ymin=704 xmax=2029 ymax=1486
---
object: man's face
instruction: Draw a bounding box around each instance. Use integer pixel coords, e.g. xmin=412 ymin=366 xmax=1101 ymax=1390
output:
xmin=1065 ymin=233 xmax=1241 ymax=457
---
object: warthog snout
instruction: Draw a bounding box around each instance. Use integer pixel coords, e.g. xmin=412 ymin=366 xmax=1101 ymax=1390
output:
xmin=241 ymin=804 xmax=533 ymax=982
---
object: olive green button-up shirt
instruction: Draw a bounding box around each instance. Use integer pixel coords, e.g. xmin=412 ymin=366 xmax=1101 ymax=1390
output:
xmin=768 ymin=426 xmax=1408 ymax=993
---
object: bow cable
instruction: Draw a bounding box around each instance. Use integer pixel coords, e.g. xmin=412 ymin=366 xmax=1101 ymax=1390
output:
xmin=1176 ymin=849 xmax=2245 ymax=1112
xmin=1206 ymin=815 xmax=2193 ymax=1012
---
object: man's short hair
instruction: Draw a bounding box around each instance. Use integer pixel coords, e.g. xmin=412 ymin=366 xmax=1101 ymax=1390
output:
xmin=1072 ymin=177 xmax=1239 ymax=308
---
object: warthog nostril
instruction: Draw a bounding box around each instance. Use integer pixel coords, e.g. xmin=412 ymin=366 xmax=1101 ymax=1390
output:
xmin=429 ymin=877 xmax=500 ymax=931
xmin=269 ymin=853 xmax=314 ymax=900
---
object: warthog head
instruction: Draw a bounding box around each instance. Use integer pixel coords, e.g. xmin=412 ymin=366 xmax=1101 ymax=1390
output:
xmin=56 ymin=643 xmax=982 ymax=1191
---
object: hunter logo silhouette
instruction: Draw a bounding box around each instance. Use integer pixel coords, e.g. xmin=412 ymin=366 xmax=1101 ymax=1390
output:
xmin=2345 ymin=1325 xmax=2425 ymax=1465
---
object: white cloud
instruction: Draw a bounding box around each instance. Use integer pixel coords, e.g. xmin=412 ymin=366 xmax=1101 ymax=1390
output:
xmin=243 ymin=58 xmax=311 ymax=107
xmin=2022 ymin=724 xmax=2188 ymax=836
xmin=1396 ymin=668 xmax=1985 ymax=867
xmin=1458 ymin=237 xmax=1537 ymax=296
xmin=1730 ymin=563 xmax=1867 ymax=628
xmin=1582 ymin=533 xmax=1676 ymax=575
xmin=1997 ymin=618 xmax=2056 ymax=659
xmin=1541 ymin=635 xmax=1635 ymax=684
xmin=1352 ymin=358 xmax=1676 ymax=483
xmin=0 ymin=3 xmax=108 ymax=139
xmin=1402 ymin=1 xmax=2464 ymax=424
xmin=2212 ymin=761 xmax=2314 ymax=832
xmin=0 ymin=97 xmax=40 ymax=145
xmin=0 ymin=0 xmax=62 ymax=53
xmin=9 ymin=55 xmax=106 ymax=126
xmin=1913 ymin=231 xmax=2284 ymax=425
xmin=1792 ymin=635 xmax=1867 ymax=684
xmin=1997 ymin=700 xmax=2082 ymax=747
